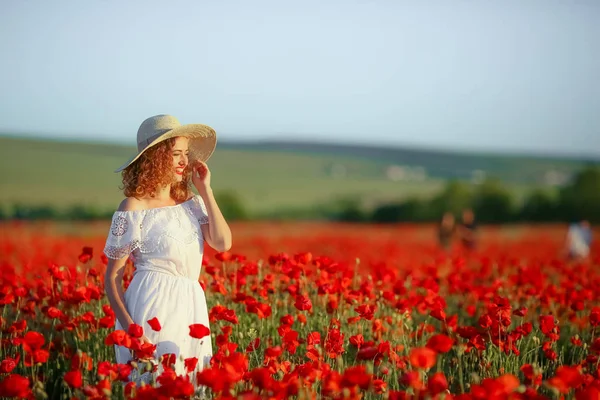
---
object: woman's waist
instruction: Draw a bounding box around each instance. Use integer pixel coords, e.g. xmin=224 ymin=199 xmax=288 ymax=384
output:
xmin=132 ymin=264 xmax=200 ymax=282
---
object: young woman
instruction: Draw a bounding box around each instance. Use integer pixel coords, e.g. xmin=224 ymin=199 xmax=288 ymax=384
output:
xmin=103 ymin=114 xmax=232 ymax=386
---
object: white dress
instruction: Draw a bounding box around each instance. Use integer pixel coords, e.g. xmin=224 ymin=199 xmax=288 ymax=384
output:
xmin=103 ymin=195 xmax=212 ymax=385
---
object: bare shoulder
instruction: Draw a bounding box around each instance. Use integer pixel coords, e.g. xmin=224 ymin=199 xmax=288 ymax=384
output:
xmin=117 ymin=197 xmax=148 ymax=212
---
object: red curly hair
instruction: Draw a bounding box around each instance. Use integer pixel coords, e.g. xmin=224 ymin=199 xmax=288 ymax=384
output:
xmin=121 ymin=138 xmax=192 ymax=203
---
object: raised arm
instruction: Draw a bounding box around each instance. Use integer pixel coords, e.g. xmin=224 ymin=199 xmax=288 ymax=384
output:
xmin=192 ymin=161 xmax=232 ymax=252
xmin=199 ymin=189 xmax=233 ymax=252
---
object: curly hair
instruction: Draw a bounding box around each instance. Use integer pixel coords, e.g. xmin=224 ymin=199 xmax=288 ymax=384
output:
xmin=121 ymin=138 xmax=192 ymax=203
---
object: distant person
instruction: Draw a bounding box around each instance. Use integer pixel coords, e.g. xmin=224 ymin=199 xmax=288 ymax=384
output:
xmin=564 ymin=220 xmax=592 ymax=261
xmin=459 ymin=208 xmax=477 ymax=250
xmin=438 ymin=212 xmax=456 ymax=250
xmin=103 ymin=115 xmax=232 ymax=388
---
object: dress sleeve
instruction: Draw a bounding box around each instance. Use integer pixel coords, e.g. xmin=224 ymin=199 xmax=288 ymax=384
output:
xmin=103 ymin=211 xmax=143 ymax=260
xmin=191 ymin=195 xmax=210 ymax=225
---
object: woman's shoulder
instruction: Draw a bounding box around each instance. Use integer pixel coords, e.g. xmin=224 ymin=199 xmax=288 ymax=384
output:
xmin=117 ymin=197 xmax=149 ymax=212
xmin=112 ymin=196 xmax=197 ymax=215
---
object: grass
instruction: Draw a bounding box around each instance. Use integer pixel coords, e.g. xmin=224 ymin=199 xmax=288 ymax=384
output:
xmin=0 ymin=136 xmax=546 ymax=216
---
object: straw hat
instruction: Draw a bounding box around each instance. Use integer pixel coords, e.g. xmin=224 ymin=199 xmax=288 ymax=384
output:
xmin=115 ymin=114 xmax=217 ymax=173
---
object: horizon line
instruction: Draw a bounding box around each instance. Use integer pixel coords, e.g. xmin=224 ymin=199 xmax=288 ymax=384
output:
xmin=0 ymin=131 xmax=599 ymax=163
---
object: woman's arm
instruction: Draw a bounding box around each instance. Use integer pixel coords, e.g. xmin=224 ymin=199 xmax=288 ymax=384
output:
xmin=105 ymin=256 xmax=135 ymax=330
xmin=199 ymin=188 xmax=233 ymax=252
xmin=192 ymin=160 xmax=232 ymax=252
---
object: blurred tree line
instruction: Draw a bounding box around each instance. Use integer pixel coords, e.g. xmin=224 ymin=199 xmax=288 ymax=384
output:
xmin=0 ymin=190 xmax=249 ymax=222
xmin=338 ymin=165 xmax=600 ymax=224
xmin=1 ymin=166 xmax=599 ymax=223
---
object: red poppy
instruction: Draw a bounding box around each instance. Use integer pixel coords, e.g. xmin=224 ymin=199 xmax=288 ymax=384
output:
xmin=426 ymin=334 xmax=454 ymax=353
xmin=147 ymin=317 xmax=162 ymax=331
xmin=409 ymin=347 xmax=436 ymax=370
xmin=209 ymin=305 xmax=239 ymax=324
xmin=547 ymin=366 xmax=583 ymax=393
xmin=127 ymin=323 xmax=143 ymax=338
xmin=22 ymin=331 xmax=45 ymax=352
xmin=307 ymin=331 xmax=321 ymax=345
xmin=0 ymin=374 xmax=31 ymax=398
xmin=71 ymin=352 xmax=93 ymax=371
xmin=246 ymin=338 xmax=260 ymax=353
xmin=104 ymin=330 xmax=132 ymax=347
xmin=590 ymin=307 xmax=600 ymax=327
xmin=0 ymin=357 xmax=18 ymax=374
xmin=282 ymin=330 xmax=300 ymax=354
xmin=64 ymin=370 xmax=83 ymax=389
xmin=78 ymin=246 xmax=93 ymax=263
xmin=355 ymin=304 xmax=376 ymax=320
xmin=373 ymin=379 xmax=387 ymax=394
xmin=189 ymin=324 xmax=211 ymax=339
xmin=520 ymin=364 xmax=542 ymax=386
xmin=539 ymin=315 xmax=556 ymax=336
xmin=513 ymin=307 xmax=527 ymax=317
xmin=430 ymin=308 xmax=446 ymax=321
xmin=428 ymin=373 xmax=448 ymax=394
xmin=324 ymin=328 xmax=345 ymax=358
xmin=401 ymin=371 xmax=424 ymax=390
xmin=349 ymin=334 xmax=364 ymax=349
xmin=184 ymin=357 xmax=199 ymax=372
xmin=24 ymin=349 xmax=49 ymax=366
xmin=294 ymin=295 xmax=312 ymax=311
xmin=46 ymin=307 xmax=62 ymax=319
xmin=133 ymin=342 xmax=156 ymax=360
xmin=215 ymin=252 xmax=232 ymax=262
xmin=99 ymin=315 xmax=115 ymax=329
xmin=341 ymin=365 xmax=371 ymax=390
xmin=160 ymin=353 xmax=177 ymax=369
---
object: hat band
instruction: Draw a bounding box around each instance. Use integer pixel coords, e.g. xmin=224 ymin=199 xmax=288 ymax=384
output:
xmin=138 ymin=128 xmax=173 ymax=151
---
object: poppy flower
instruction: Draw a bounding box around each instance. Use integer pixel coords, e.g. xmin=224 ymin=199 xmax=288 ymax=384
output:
xmin=46 ymin=307 xmax=62 ymax=319
xmin=78 ymin=247 xmax=93 ymax=263
xmin=294 ymin=295 xmax=312 ymax=311
xmin=341 ymin=365 xmax=371 ymax=390
xmin=426 ymin=334 xmax=454 ymax=353
xmin=189 ymin=324 xmax=211 ymax=339
xmin=0 ymin=374 xmax=31 ymax=398
xmin=104 ymin=330 xmax=131 ymax=347
xmin=349 ymin=334 xmax=364 ymax=349
xmin=127 ymin=323 xmax=143 ymax=338
xmin=428 ymin=373 xmax=448 ymax=394
xmin=64 ymin=370 xmax=83 ymax=389
xmin=184 ymin=357 xmax=198 ymax=372
xmin=246 ymin=338 xmax=260 ymax=353
xmin=22 ymin=331 xmax=45 ymax=352
xmin=430 ymin=308 xmax=446 ymax=321
xmin=147 ymin=317 xmax=162 ymax=331
xmin=0 ymin=357 xmax=18 ymax=374
xmin=409 ymin=347 xmax=436 ymax=370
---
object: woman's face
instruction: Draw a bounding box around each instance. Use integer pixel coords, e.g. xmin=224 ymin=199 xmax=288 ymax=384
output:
xmin=171 ymin=136 xmax=190 ymax=182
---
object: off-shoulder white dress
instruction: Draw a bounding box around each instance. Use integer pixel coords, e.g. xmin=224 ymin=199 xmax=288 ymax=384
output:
xmin=103 ymin=195 xmax=212 ymax=385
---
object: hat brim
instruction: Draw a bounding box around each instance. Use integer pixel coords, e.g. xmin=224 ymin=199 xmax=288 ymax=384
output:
xmin=114 ymin=124 xmax=217 ymax=173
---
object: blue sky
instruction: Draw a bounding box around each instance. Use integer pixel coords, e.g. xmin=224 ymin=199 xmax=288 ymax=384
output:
xmin=1 ymin=0 xmax=599 ymax=156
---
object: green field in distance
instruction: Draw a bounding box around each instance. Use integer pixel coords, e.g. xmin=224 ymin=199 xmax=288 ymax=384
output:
xmin=1 ymin=135 xmax=585 ymax=217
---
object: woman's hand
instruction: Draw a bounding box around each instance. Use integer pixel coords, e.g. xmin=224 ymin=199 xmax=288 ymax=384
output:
xmin=191 ymin=160 xmax=211 ymax=194
xmin=139 ymin=334 xmax=152 ymax=346
xmin=134 ymin=334 xmax=156 ymax=361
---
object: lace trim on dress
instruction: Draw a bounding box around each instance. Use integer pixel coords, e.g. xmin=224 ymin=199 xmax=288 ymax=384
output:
xmin=103 ymin=197 xmax=207 ymax=260
xmin=189 ymin=195 xmax=210 ymax=225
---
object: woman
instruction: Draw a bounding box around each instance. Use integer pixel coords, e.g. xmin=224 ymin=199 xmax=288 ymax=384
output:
xmin=437 ymin=211 xmax=455 ymax=251
xmin=103 ymin=114 xmax=232 ymax=387
xmin=564 ymin=219 xmax=592 ymax=261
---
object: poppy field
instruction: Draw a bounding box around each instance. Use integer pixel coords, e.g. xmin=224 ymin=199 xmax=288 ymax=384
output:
xmin=1 ymin=221 xmax=599 ymax=399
